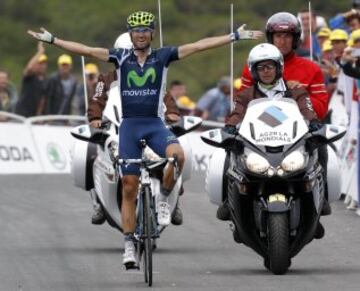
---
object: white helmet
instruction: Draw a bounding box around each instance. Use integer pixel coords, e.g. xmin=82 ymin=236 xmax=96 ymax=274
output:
xmin=114 ymin=32 xmax=133 ymax=49
xmin=248 ymin=43 xmax=284 ymax=82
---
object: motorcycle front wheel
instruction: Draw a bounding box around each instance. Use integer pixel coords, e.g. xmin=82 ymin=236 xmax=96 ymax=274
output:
xmin=267 ymin=213 xmax=290 ymax=275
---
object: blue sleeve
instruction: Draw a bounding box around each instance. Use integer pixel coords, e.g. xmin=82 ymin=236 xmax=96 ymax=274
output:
xmin=159 ymin=46 xmax=179 ymax=67
xmin=108 ymin=48 xmax=125 ymax=65
xmin=196 ymin=90 xmax=216 ymax=111
xmin=329 ymin=15 xmax=348 ymax=31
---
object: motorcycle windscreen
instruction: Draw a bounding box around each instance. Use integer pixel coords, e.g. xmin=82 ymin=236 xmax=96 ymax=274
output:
xmin=239 ymin=98 xmax=308 ymax=147
xmin=102 ymin=82 xmax=122 ymax=127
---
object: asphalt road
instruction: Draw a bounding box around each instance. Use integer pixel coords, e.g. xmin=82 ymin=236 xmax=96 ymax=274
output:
xmin=0 ymin=174 xmax=359 ymax=291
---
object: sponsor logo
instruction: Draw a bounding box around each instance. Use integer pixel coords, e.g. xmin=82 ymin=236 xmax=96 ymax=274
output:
xmin=122 ymin=88 xmax=158 ymax=97
xmin=258 ymin=106 xmax=288 ymax=128
xmin=193 ymin=154 xmax=210 ymax=172
xmin=256 ymin=131 xmax=292 ymax=143
xmin=0 ymin=145 xmax=34 ymax=162
xmin=166 ymin=134 xmax=177 ymax=143
xmin=127 ymin=67 xmax=156 ymax=87
xmin=46 ymin=143 xmax=66 ymax=170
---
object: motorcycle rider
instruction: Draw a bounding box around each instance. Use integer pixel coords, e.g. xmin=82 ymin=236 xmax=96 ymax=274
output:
xmin=226 ymin=43 xmax=319 ymax=126
xmin=219 ymin=43 xmax=327 ymax=238
xmin=28 ymin=11 xmax=263 ymax=267
xmin=218 ymin=12 xmax=331 ymax=221
xmin=88 ymin=32 xmax=183 ymax=225
xmin=240 ymin=12 xmax=329 ymax=120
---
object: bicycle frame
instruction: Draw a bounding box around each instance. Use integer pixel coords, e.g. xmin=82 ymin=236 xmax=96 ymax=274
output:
xmin=117 ymin=139 xmax=178 ymax=286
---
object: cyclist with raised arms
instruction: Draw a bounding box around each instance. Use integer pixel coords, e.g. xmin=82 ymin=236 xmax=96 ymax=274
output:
xmin=28 ymin=11 xmax=263 ymax=268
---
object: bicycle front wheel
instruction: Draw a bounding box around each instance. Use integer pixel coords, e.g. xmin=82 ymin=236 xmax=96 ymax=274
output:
xmin=143 ymin=186 xmax=153 ymax=286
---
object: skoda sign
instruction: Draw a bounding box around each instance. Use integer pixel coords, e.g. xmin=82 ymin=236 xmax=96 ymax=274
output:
xmin=46 ymin=143 xmax=66 ymax=170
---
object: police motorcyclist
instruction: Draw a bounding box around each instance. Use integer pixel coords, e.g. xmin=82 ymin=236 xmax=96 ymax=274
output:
xmin=240 ymin=12 xmax=329 ymax=120
xmin=219 ymin=43 xmax=328 ymax=238
xmin=220 ymin=43 xmax=326 ymax=239
xmin=220 ymin=12 xmax=331 ymax=220
xmin=227 ymin=43 xmax=319 ymax=126
xmin=28 ymin=11 xmax=263 ymax=268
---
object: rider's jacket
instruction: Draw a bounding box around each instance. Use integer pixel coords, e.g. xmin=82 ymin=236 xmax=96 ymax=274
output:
xmin=240 ymin=52 xmax=328 ymax=120
xmin=87 ymin=70 xmax=180 ymax=122
xmin=226 ymin=79 xmax=318 ymax=126
xmin=105 ymin=47 xmax=179 ymax=118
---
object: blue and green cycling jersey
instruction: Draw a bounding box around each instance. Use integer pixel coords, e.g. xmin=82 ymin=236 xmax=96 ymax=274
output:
xmin=108 ymin=46 xmax=179 ymax=118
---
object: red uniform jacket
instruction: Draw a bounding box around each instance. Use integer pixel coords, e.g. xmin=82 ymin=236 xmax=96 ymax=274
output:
xmin=240 ymin=52 xmax=329 ymax=120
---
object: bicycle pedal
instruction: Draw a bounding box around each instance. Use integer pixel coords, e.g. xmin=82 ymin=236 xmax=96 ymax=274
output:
xmin=124 ymin=262 xmax=139 ymax=270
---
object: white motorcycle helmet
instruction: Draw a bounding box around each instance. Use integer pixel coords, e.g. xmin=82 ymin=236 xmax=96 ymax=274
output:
xmin=248 ymin=43 xmax=284 ymax=83
xmin=114 ymin=32 xmax=133 ymax=49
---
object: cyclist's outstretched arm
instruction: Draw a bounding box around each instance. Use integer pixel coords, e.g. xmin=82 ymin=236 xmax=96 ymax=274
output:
xmin=178 ymin=24 xmax=263 ymax=59
xmin=27 ymin=27 xmax=109 ymax=62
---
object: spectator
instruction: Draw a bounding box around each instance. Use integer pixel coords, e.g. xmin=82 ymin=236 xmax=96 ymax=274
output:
xmin=340 ymin=30 xmax=360 ymax=79
xmin=329 ymin=0 xmax=360 ymax=33
xmin=15 ymin=42 xmax=48 ymax=117
xmin=319 ymin=40 xmax=338 ymax=97
xmin=169 ymin=80 xmax=187 ymax=99
xmin=176 ymin=95 xmax=196 ymax=115
xmin=317 ymin=27 xmax=331 ymax=51
xmin=194 ymin=76 xmax=231 ymax=122
xmin=75 ymin=63 xmax=99 ymax=115
xmin=298 ymin=9 xmax=322 ymax=58
xmin=169 ymin=80 xmax=195 ymax=115
xmin=0 ymin=69 xmax=18 ymax=113
xmin=44 ymin=54 xmax=77 ymax=115
xmin=330 ymin=29 xmax=349 ymax=59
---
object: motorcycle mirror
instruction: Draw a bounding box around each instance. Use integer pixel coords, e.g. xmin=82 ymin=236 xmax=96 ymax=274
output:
xmin=70 ymin=125 xmax=92 ymax=141
xmin=200 ymin=128 xmax=235 ymax=148
xmin=324 ymin=124 xmax=347 ymax=143
xmin=170 ymin=116 xmax=202 ymax=136
xmin=182 ymin=116 xmax=202 ymax=131
xmin=307 ymin=124 xmax=346 ymax=150
xmin=70 ymin=124 xmax=109 ymax=147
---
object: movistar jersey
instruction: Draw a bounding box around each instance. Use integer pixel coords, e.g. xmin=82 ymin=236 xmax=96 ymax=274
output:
xmin=108 ymin=47 xmax=179 ymax=118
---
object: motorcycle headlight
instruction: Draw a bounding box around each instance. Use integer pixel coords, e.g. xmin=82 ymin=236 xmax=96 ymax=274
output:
xmin=245 ymin=152 xmax=270 ymax=174
xmin=281 ymin=150 xmax=306 ymax=172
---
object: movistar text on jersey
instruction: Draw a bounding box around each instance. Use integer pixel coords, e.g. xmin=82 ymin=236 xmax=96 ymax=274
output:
xmin=122 ymin=89 xmax=158 ymax=97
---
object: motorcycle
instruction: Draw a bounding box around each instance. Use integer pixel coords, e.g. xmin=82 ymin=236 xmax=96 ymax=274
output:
xmin=70 ymin=86 xmax=202 ymax=237
xmin=201 ymin=98 xmax=346 ymax=274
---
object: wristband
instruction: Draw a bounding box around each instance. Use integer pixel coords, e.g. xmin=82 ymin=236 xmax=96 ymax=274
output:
xmin=230 ymin=31 xmax=240 ymax=42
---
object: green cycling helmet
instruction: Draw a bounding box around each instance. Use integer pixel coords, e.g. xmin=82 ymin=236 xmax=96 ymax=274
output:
xmin=127 ymin=11 xmax=156 ymax=30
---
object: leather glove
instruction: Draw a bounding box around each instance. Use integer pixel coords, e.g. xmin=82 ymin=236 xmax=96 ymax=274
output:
xmin=222 ymin=125 xmax=238 ymax=135
xmin=309 ymin=119 xmax=323 ymax=132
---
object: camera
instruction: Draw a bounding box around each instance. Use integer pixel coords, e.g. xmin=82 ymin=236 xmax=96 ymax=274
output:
xmin=351 ymin=48 xmax=360 ymax=57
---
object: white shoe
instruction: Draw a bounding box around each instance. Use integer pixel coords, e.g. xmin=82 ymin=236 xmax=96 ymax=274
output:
xmin=346 ymin=199 xmax=358 ymax=211
xmin=157 ymin=201 xmax=171 ymax=226
xmin=123 ymin=241 xmax=136 ymax=267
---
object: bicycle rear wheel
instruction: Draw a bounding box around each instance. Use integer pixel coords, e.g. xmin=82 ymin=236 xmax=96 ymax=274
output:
xmin=143 ymin=186 xmax=153 ymax=286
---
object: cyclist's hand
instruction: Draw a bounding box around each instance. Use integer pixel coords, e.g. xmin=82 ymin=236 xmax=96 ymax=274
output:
xmin=90 ymin=119 xmax=102 ymax=128
xmin=28 ymin=27 xmax=55 ymax=44
xmin=236 ymin=24 xmax=263 ymax=40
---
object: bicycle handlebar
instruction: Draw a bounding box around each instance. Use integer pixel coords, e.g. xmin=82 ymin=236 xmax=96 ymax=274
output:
xmin=118 ymin=157 xmax=176 ymax=165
